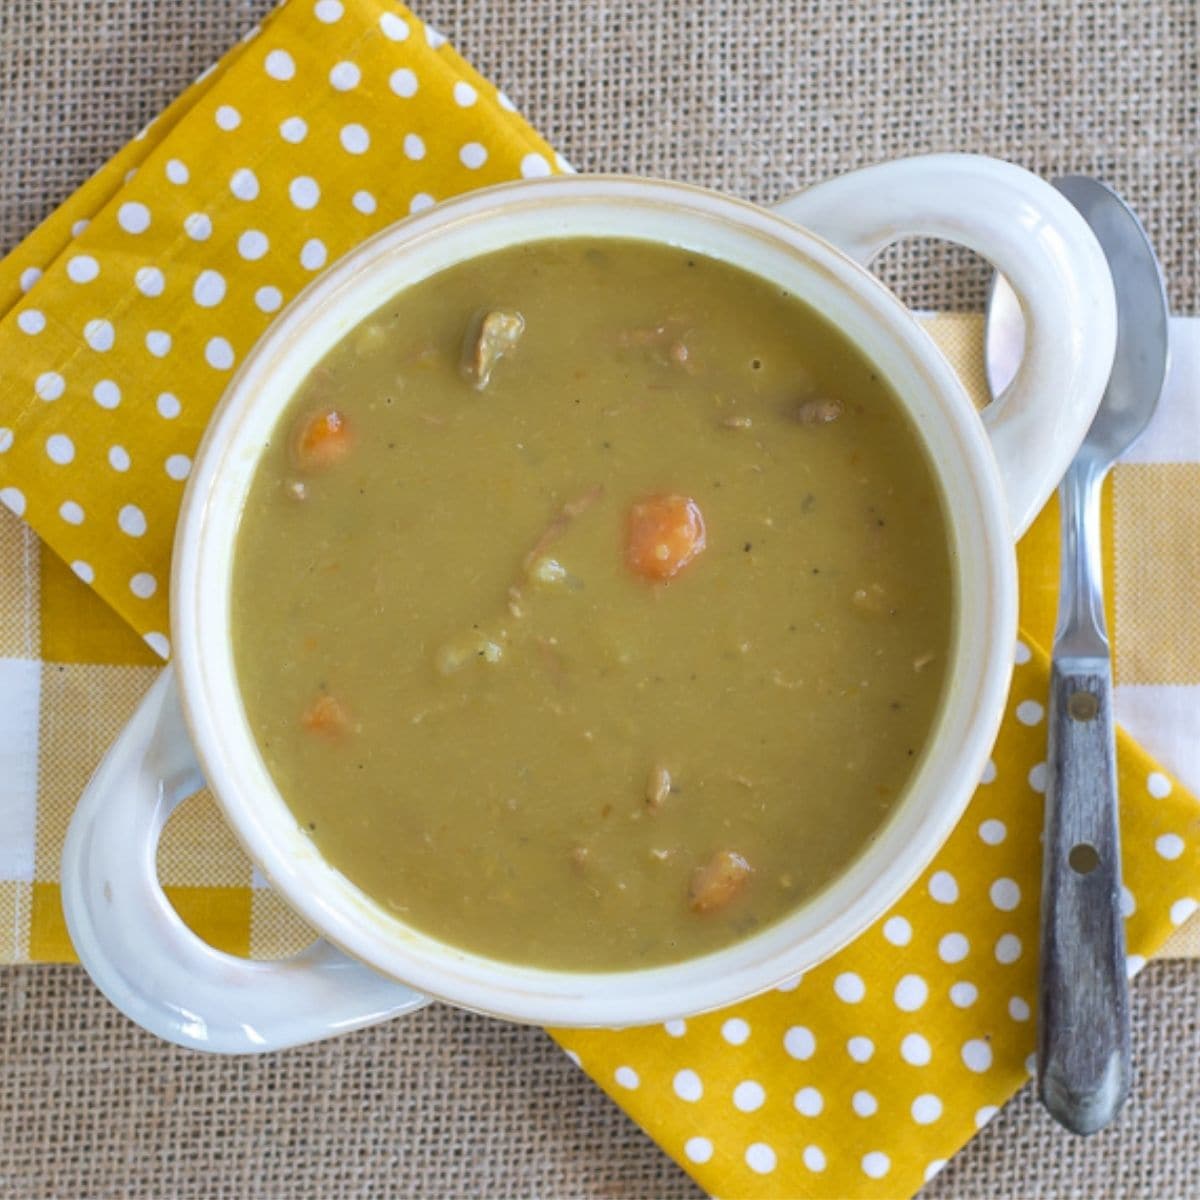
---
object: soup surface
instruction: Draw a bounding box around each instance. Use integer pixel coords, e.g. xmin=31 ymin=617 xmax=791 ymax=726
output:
xmin=232 ymin=237 xmax=954 ymax=970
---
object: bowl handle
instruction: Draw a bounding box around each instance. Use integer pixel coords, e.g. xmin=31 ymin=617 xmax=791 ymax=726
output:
xmin=61 ymin=666 xmax=430 ymax=1053
xmin=771 ymin=153 xmax=1117 ymax=538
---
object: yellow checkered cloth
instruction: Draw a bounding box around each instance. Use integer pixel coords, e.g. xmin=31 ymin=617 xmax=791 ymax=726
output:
xmin=1 ymin=2 xmax=1199 ymax=1196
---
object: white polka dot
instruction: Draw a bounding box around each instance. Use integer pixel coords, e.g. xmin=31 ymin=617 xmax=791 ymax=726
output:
xmin=990 ymin=878 xmax=1021 ymax=911
xmin=71 ymin=560 xmax=94 ymax=584
xmin=962 ymin=1039 xmax=993 ymax=1072
xmin=45 ymin=434 xmax=74 ymax=465
xmin=950 ymin=980 xmax=979 ymax=1007
xmin=1014 ymin=639 xmax=1032 ymax=664
xmin=613 ymin=1065 xmax=638 ymax=1089
xmin=793 ymin=1086 xmax=823 ymax=1117
xmin=255 ymin=286 xmax=284 ymax=313
xmin=118 ymin=504 xmax=147 ymax=537
xmin=847 ymin=1036 xmax=874 ymax=1063
xmin=135 ymin=266 xmax=165 ymax=297
xmin=732 ymin=1080 xmax=765 ymax=1112
xmin=672 ymin=1069 xmax=702 ymax=1102
xmin=35 ymin=372 xmax=65 ymax=402
xmin=1148 ymin=771 xmax=1172 ymax=798
xmin=314 ymin=0 xmax=343 ymax=21
xmin=403 ymin=133 xmax=426 ymax=160
xmin=459 ymin=141 xmax=488 ymax=169
xmin=19 ymin=266 xmax=41 ymax=292
xmin=340 ymin=122 xmax=370 ymax=154
xmin=975 ymin=1104 xmax=1000 ymax=1128
xmin=425 ymin=22 xmax=447 ymax=48
xmin=911 ymin=1093 xmax=942 ymax=1124
xmin=1171 ymin=897 xmax=1198 ymax=926
xmin=156 ymin=393 xmax=181 ymax=419
xmin=238 ymin=230 xmax=269 ymax=261
xmin=66 ymin=254 xmax=99 ymax=283
xmin=144 ymin=632 xmax=170 ymax=658
xmin=520 ymin=152 xmax=553 ymax=178
xmin=93 ymin=380 xmax=120 ymax=409
xmin=663 ymin=1018 xmax=686 ymax=1037
xmin=192 ymin=269 xmax=226 ymax=308
xmin=1016 ymin=699 xmax=1044 ymax=725
xmin=289 ymin=176 xmax=320 ymax=209
xmin=929 ymin=870 xmax=958 ymax=903
xmin=17 ymin=309 xmax=45 ymax=335
xmin=389 ymin=67 xmax=418 ymax=97
xmin=118 ymin=201 xmax=151 ymax=233
xmin=834 ymin=972 xmax=865 ymax=1003
xmin=862 ymin=1151 xmax=890 ymax=1179
xmin=214 ymin=104 xmax=241 ymax=130
xmin=352 ymin=190 xmax=377 ymax=215
xmin=893 ymin=974 xmax=928 ymax=1012
xmin=852 ymin=1089 xmax=877 ymax=1117
xmin=1157 ymin=833 xmax=1185 ymax=860
xmin=0 ymin=429 xmax=12 ymax=454
xmin=744 ymin=1143 xmax=776 ymax=1175
xmin=1126 ymin=953 xmax=1147 ymax=978
xmin=683 ymin=1137 xmax=712 ymax=1165
xmin=107 ymin=445 xmax=130 ymax=472
xmin=562 ymin=1049 xmax=581 ymax=1067
xmin=979 ymin=818 xmax=1007 ymax=845
xmin=264 ymin=49 xmax=295 ymax=80
xmin=995 ymin=933 xmax=1022 ymax=963
xmin=882 ymin=915 xmax=911 ymax=946
xmin=1120 ymin=885 xmax=1136 ymax=918
xmin=380 ymin=11 xmax=410 ymax=39
xmin=1028 ymin=761 xmax=1048 ymax=793
xmin=146 ymin=330 xmax=172 ymax=357
xmin=84 ymin=318 xmax=115 ymax=351
xmin=1009 ymin=996 xmax=1031 ymax=1021
xmin=938 ymin=932 xmax=969 ymax=963
xmin=205 ymin=337 xmax=235 ymax=370
xmin=980 ymin=759 xmax=998 ymax=784
xmin=165 ymin=454 xmax=192 ymax=481
xmin=129 ymin=572 xmax=157 ymax=599
xmin=900 ymin=1033 xmax=932 ymax=1066
xmin=409 ymin=192 xmax=435 ymax=213
xmin=453 ymin=80 xmax=478 ymax=106
xmin=803 ymin=1145 xmax=826 ymax=1173
xmin=165 ymin=157 xmax=189 ymax=184
xmin=300 ymin=238 xmax=327 ymax=270
xmin=925 ymin=1159 xmax=948 ymax=1183
xmin=184 ymin=212 xmax=212 ymax=241
xmin=329 ymin=60 xmax=360 ymax=90
xmin=279 ymin=116 xmax=308 ymax=144
xmin=775 ymin=973 xmax=803 ymax=992
xmin=721 ymin=1017 xmax=750 ymax=1045
xmin=784 ymin=1026 xmax=815 ymax=1060
xmin=0 ymin=487 xmax=25 ymax=516
xmin=230 ymin=168 xmax=260 ymax=200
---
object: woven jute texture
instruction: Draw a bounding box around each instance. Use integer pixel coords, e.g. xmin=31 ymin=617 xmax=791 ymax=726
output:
xmin=2 ymin=2 xmax=1197 ymax=1197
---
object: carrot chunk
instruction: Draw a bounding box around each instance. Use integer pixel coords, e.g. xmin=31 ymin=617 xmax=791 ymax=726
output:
xmin=292 ymin=408 xmax=352 ymax=471
xmin=626 ymin=494 xmax=707 ymax=581
xmin=301 ymin=693 xmax=352 ymax=738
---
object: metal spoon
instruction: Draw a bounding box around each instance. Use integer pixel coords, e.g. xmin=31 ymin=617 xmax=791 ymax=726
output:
xmin=986 ymin=176 xmax=1170 ymax=1135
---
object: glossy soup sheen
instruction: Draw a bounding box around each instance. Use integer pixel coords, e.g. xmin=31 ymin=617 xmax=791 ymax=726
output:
xmin=231 ymin=237 xmax=955 ymax=971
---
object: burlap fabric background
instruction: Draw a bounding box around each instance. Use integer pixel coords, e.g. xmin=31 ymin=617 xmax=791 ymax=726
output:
xmin=2 ymin=2 xmax=1196 ymax=1196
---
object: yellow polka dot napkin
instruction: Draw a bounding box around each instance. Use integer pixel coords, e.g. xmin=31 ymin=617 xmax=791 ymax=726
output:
xmin=1 ymin=4 xmax=1198 ymax=1198
xmin=0 ymin=0 xmax=560 ymax=655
